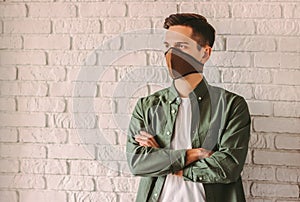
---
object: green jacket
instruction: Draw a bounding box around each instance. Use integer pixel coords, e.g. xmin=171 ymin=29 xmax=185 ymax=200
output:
xmin=126 ymin=77 xmax=251 ymax=202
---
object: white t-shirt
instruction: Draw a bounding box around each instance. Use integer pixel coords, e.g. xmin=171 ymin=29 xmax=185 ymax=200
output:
xmin=158 ymin=97 xmax=206 ymax=202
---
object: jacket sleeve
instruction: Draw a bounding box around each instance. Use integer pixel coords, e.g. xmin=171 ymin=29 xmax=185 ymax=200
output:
xmin=183 ymin=96 xmax=251 ymax=184
xmin=126 ymin=98 xmax=186 ymax=177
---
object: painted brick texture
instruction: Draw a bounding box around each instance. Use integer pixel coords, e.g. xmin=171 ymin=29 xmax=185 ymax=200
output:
xmin=0 ymin=1 xmax=299 ymax=202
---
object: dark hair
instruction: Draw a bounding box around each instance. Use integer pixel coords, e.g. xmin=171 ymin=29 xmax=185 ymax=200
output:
xmin=164 ymin=13 xmax=215 ymax=48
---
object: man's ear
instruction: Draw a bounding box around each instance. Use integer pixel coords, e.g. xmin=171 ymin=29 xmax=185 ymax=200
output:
xmin=201 ymin=46 xmax=212 ymax=63
xmin=202 ymin=46 xmax=212 ymax=59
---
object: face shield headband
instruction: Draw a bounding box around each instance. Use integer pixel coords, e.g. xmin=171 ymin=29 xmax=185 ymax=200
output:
xmin=164 ymin=47 xmax=204 ymax=80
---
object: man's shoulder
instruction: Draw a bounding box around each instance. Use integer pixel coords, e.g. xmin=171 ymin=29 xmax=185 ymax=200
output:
xmin=138 ymin=87 xmax=170 ymax=105
xmin=207 ymin=84 xmax=247 ymax=107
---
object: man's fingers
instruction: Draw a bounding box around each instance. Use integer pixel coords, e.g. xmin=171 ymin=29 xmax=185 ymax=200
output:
xmin=139 ymin=131 xmax=153 ymax=138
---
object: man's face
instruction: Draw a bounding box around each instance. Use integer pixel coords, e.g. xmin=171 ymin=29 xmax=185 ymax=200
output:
xmin=164 ymin=25 xmax=211 ymax=64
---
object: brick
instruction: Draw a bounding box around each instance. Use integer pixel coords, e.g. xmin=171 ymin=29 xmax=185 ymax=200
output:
xmin=275 ymin=135 xmax=300 ymax=150
xmin=180 ymin=3 xmax=230 ymax=18
xmin=251 ymin=183 xmax=298 ymax=197
xmin=97 ymin=51 xmax=147 ymax=66
xmin=103 ymin=18 xmax=151 ymax=34
xmin=276 ymin=167 xmax=300 ymax=183
xmin=49 ymin=82 xmax=97 ymax=97
xmin=0 ymin=97 xmax=15 ymax=111
xmin=119 ymin=193 xmax=136 ymax=202
xmin=222 ymin=68 xmax=271 ymax=84
xmin=279 ymin=37 xmax=300 ymax=52
xmin=69 ymin=129 xmax=117 ymax=145
xmin=213 ymin=36 xmax=226 ymax=51
xmin=242 ymin=181 xmax=251 ymax=198
xmin=48 ymin=144 xmax=95 ymax=159
xmin=4 ymin=19 xmax=51 ymax=34
xmin=73 ymin=34 xmax=121 ymax=50
xmin=123 ymin=33 xmax=165 ymax=51
xmin=46 ymin=175 xmax=94 ymax=191
xmin=0 ymin=128 xmax=17 ymax=142
xmin=18 ymin=66 xmax=65 ymax=81
xmin=0 ymin=144 xmax=46 ymax=158
xmin=257 ymin=20 xmax=300 ymax=36
xmin=281 ymin=53 xmax=300 ymax=69
xmin=249 ymin=133 xmax=275 ymax=149
xmin=254 ymin=53 xmax=281 ymax=68
xmin=20 ymin=159 xmax=67 ymax=174
xmin=95 ymin=177 xmax=114 ymax=192
xmin=253 ymin=150 xmax=300 ymax=166
xmin=111 ymin=177 xmax=139 ymax=192
xmin=67 ymin=67 xmax=116 ymax=82
xmin=242 ymin=166 xmax=275 ymax=181
xmin=227 ymin=37 xmax=276 ymax=52
xmin=99 ymin=82 xmax=149 ymax=98
xmin=68 ymin=192 xmax=117 ymax=202
xmin=0 ymin=4 xmax=26 ymax=17
xmin=0 ymin=36 xmax=22 ymax=49
xmin=117 ymin=130 xmax=128 ymax=146
xmin=223 ymin=84 xmax=253 ymax=99
xmin=129 ymin=3 xmax=176 ymax=17
xmin=18 ymin=97 xmax=66 ymax=112
xmin=209 ymin=52 xmax=251 ymax=67
xmin=229 ymin=20 xmax=255 ymax=35
xmin=19 ymin=190 xmax=66 ymax=202
xmin=254 ymin=117 xmax=300 ymax=133
xmin=29 ymin=3 xmax=76 ymax=17
xmin=0 ymin=191 xmax=17 ymax=202
xmin=284 ymin=4 xmax=300 ymax=18
xmin=0 ymin=82 xmax=47 ymax=96
xmin=232 ymin=4 xmax=281 ymax=18
xmin=71 ymin=98 xmax=116 ymax=113
xmin=274 ymin=70 xmax=300 ymax=85
xmin=49 ymin=82 xmax=74 ymax=97
xmin=247 ymin=101 xmax=273 ymax=116
xmin=0 ymin=174 xmax=45 ymax=189
xmin=48 ymin=51 xmax=96 ymax=66
xmin=0 ymin=113 xmax=46 ymax=127
xmin=53 ymin=19 xmax=101 ymax=34
xmin=0 ymin=67 xmax=16 ymax=80
xmin=255 ymin=53 xmax=300 ymax=69
xmin=48 ymin=113 xmax=96 ymax=129
xmin=79 ymin=3 xmax=126 ymax=17
xmin=254 ymin=85 xmax=300 ymax=101
xmin=0 ymin=159 xmax=19 ymax=173
xmin=115 ymin=98 xmax=139 ymax=115
xmin=0 ymin=51 xmax=46 ymax=65
xmin=24 ymin=35 xmax=70 ymax=50
xmin=274 ymin=102 xmax=300 ymax=117
xmin=99 ymin=114 xmax=131 ymax=130
xmin=19 ymin=128 xmax=67 ymax=143
xmin=70 ymin=160 xmax=118 ymax=176
xmin=97 ymin=145 xmax=126 ymax=161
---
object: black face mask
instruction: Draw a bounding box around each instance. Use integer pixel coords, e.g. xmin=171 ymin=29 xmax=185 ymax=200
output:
xmin=164 ymin=47 xmax=204 ymax=80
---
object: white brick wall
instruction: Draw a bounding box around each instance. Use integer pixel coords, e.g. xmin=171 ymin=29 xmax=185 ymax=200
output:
xmin=0 ymin=1 xmax=299 ymax=202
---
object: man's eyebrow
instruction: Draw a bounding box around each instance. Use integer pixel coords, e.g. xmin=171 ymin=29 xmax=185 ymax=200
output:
xmin=175 ymin=42 xmax=189 ymax=45
xmin=163 ymin=41 xmax=190 ymax=44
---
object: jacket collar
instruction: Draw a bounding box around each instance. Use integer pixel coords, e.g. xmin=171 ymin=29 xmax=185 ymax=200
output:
xmin=168 ymin=76 xmax=209 ymax=104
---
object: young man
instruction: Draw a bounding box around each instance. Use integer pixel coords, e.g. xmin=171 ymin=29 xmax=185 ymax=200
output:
xmin=126 ymin=13 xmax=251 ymax=202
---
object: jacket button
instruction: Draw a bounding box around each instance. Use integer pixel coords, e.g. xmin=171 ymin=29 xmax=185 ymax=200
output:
xmin=166 ymin=131 xmax=171 ymax=136
xmin=198 ymin=97 xmax=202 ymax=101
xmin=171 ymin=109 xmax=176 ymax=114
xmin=199 ymin=176 xmax=203 ymax=180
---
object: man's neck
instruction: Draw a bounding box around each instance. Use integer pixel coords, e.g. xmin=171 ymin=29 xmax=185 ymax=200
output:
xmin=174 ymin=73 xmax=203 ymax=98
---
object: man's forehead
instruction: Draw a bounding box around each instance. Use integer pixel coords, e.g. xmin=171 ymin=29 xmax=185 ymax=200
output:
xmin=164 ymin=30 xmax=196 ymax=45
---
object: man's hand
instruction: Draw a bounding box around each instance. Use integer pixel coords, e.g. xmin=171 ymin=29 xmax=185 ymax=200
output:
xmin=174 ymin=148 xmax=214 ymax=177
xmin=135 ymin=131 xmax=160 ymax=148
xmin=185 ymin=148 xmax=214 ymax=166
